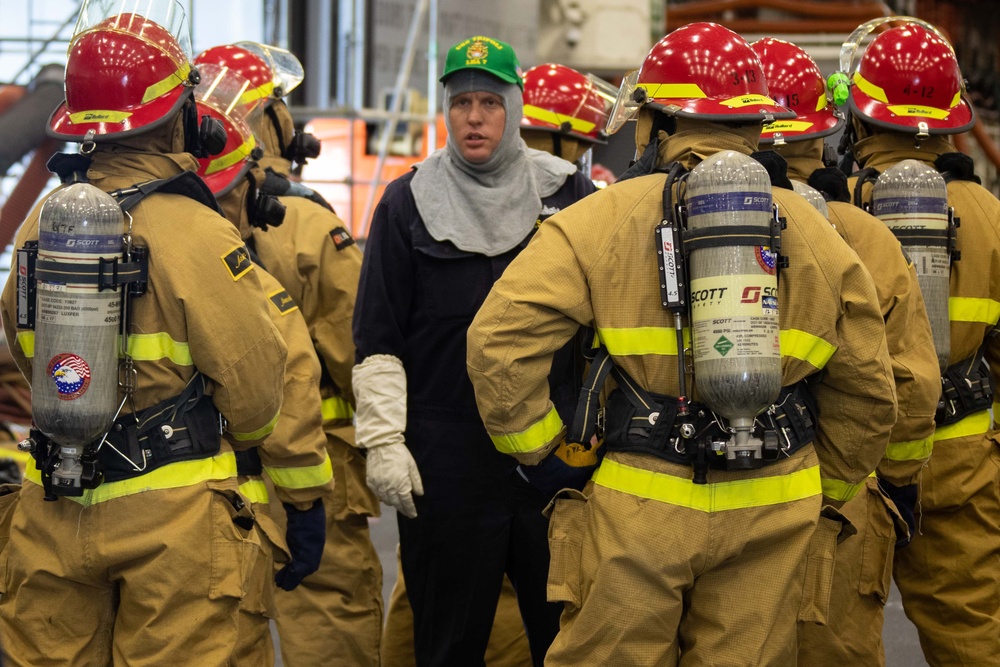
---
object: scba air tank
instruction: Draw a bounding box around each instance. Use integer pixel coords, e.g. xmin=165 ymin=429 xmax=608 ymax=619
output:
xmin=791 ymin=180 xmax=829 ymax=219
xmin=686 ymin=151 xmax=782 ymax=445
xmin=872 ymin=159 xmax=951 ymax=371
xmin=32 ymin=183 xmax=123 ymax=454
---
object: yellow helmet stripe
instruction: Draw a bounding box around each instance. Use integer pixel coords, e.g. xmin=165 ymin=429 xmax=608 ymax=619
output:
xmin=142 ymin=63 xmax=191 ymax=104
xmin=853 ymin=72 xmax=889 ymax=103
xmin=523 ymin=104 xmax=596 ymax=134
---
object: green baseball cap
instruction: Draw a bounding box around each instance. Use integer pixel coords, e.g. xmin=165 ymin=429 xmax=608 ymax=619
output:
xmin=440 ymin=36 xmax=523 ymax=90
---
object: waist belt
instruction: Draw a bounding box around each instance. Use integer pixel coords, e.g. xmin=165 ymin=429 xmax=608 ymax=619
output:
xmin=571 ymin=345 xmax=817 ymax=482
xmin=937 ymin=345 xmax=994 ymax=427
xmin=97 ymin=373 xmax=223 ymax=483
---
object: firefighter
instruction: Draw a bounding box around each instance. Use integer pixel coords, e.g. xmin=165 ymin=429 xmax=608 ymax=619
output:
xmin=193 ymin=43 xmax=384 ymax=667
xmin=353 ymin=36 xmax=595 ymax=665
xmin=380 ymin=60 xmax=608 ymax=667
xmin=838 ymin=20 xmax=1000 ymax=666
xmin=466 ymin=23 xmax=897 ymax=665
xmin=0 ymin=3 xmax=287 ymax=665
xmin=750 ymin=36 xmax=941 ymax=666
xmin=192 ymin=63 xmax=333 ymax=666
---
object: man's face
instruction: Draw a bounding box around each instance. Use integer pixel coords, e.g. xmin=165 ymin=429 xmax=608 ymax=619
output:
xmin=448 ymin=90 xmax=506 ymax=164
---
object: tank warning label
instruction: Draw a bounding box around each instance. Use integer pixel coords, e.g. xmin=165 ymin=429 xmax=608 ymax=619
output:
xmin=47 ymin=352 xmax=91 ymax=400
xmin=911 ymin=250 xmax=950 ymax=278
xmin=36 ymin=286 xmax=120 ymax=327
xmin=690 ymin=275 xmax=780 ymax=362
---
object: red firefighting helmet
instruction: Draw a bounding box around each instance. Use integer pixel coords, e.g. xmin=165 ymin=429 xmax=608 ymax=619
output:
xmin=48 ymin=0 xmax=194 ymax=142
xmin=234 ymin=42 xmax=305 ymax=100
xmin=193 ymin=64 xmax=262 ymax=197
xmin=848 ymin=23 xmax=973 ymax=135
xmin=633 ymin=22 xmax=794 ymax=123
xmin=195 ymin=45 xmax=275 ymax=110
xmin=752 ymin=38 xmax=843 ymax=144
xmin=521 ymin=64 xmax=614 ymax=144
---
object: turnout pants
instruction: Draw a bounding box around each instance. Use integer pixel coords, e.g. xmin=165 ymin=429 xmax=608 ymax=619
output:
xmin=0 ymin=470 xmax=259 ymax=667
xmin=545 ymin=451 xmax=824 ymax=667
xmin=893 ymin=423 xmax=1000 ymax=666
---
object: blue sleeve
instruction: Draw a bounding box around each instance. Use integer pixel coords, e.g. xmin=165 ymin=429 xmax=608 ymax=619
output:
xmin=353 ymin=177 xmax=415 ymax=363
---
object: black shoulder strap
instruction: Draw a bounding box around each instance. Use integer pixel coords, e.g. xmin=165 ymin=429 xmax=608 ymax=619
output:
xmin=750 ymin=150 xmax=793 ymax=190
xmin=851 ymin=166 xmax=880 ymax=210
xmin=111 ymin=171 xmax=222 ymax=215
xmin=807 ymin=167 xmax=851 ymax=203
xmin=935 ymin=152 xmax=981 ymax=184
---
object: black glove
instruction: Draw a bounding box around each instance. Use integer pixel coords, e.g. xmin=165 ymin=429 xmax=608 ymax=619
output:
xmin=516 ymin=439 xmax=604 ymax=499
xmin=880 ymin=479 xmax=918 ymax=550
xmin=275 ymin=499 xmax=326 ymax=591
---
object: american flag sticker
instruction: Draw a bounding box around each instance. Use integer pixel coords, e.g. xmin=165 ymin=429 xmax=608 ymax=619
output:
xmin=47 ymin=352 xmax=92 ymax=400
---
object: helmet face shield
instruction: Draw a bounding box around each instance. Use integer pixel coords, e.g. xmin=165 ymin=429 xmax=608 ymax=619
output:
xmin=520 ymin=64 xmax=615 ymax=143
xmin=234 ymin=41 xmax=305 ymax=97
xmin=73 ymin=0 xmax=192 ymax=63
xmin=605 ymin=69 xmax=641 ymax=136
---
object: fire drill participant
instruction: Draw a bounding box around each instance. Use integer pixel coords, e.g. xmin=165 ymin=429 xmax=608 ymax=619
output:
xmin=192 ymin=63 xmax=333 ymax=666
xmin=353 ymin=35 xmax=595 ymax=666
xmin=193 ymin=42 xmax=383 ymax=667
xmin=380 ymin=61 xmax=607 ymax=667
xmin=836 ymin=20 xmax=1000 ymax=666
xmin=0 ymin=3 xmax=287 ymax=665
xmin=750 ymin=36 xmax=941 ymax=666
xmin=466 ymin=23 xmax=898 ymax=666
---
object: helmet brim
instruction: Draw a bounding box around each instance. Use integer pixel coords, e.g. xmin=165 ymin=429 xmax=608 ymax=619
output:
xmin=848 ymin=89 xmax=975 ymax=135
xmin=760 ymin=110 xmax=844 ymax=144
xmin=47 ymin=86 xmax=189 ymax=142
xmin=520 ymin=117 xmax=607 ymax=144
xmin=648 ymin=95 xmax=796 ymax=123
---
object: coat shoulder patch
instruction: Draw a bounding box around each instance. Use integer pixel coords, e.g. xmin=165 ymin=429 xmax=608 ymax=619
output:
xmin=329 ymin=227 xmax=355 ymax=250
xmin=268 ymin=289 xmax=299 ymax=315
xmin=222 ymin=244 xmax=254 ymax=281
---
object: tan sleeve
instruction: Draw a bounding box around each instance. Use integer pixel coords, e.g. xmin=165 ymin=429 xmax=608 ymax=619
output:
xmin=829 ymin=202 xmax=938 ymax=485
xmin=256 ymin=269 xmax=333 ymax=507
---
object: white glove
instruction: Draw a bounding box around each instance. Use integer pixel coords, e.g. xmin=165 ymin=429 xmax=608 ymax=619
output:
xmin=353 ymin=354 xmax=424 ymax=518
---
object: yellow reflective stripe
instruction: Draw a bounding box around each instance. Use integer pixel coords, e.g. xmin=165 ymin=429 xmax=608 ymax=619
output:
xmin=934 ymin=410 xmax=990 ymax=442
xmin=886 ymin=104 xmax=951 ymax=120
xmin=239 ymin=478 xmax=270 ymax=504
xmin=24 ymin=451 xmax=237 ymax=506
xmin=523 ymin=104 xmax=596 ymax=134
xmin=265 ymin=454 xmax=333 ymax=490
xmin=142 ymin=63 xmax=191 ymax=104
xmin=0 ymin=449 xmax=33 ymax=467
xmin=126 ymin=332 xmax=193 ymax=365
xmin=821 ymin=477 xmax=865 ymax=502
xmin=950 ymin=91 xmax=962 ymax=109
xmin=240 ymin=81 xmax=274 ymax=106
xmin=203 ymin=135 xmax=256 ymax=175
xmin=321 ymin=395 xmax=354 ymax=421
xmin=230 ymin=410 xmax=280 ymax=442
xmin=490 ymin=406 xmax=563 ymax=456
xmin=949 ymin=297 xmax=1000 ymax=325
xmin=16 ymin=331 xmax=34 ymax=358
xmin=639 ymin=83 xmax=706 ymax=100
xmin=595 ymin=326 xmax=691 ymax=356
xmin=68 ymin=109 xmax=132 ymax=124
xmin=994 ymin=403 xmax=1000 ymax=427
xmin=593 ymin=457 xmax=821 ymax=511
xmin=854 ymin=72 xmax=888 ymax=103
xmin=780 ymin=329 xmax=837 ymax=370
xmin=816 ymin=95 xmax=828 ymax=113
xmin=884 ymin=437 xmax=933 ymax=462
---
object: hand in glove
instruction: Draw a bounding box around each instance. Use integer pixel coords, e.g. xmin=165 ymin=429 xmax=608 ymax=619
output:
xmin=366 ymin=442 xmax=424 ymax=518
xmin=353 ymin=354 xmax=423 ymax=518
xmin=517 ymin=437 xmax=604 ymax=499
xmin=880 ymin=479 xmax=918 ymax=550
xmin=275 ymin=499 xmax=326 ymax=591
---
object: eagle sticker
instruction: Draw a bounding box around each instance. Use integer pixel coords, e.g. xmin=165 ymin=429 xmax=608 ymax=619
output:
xmin=329 ymin=227 xmax=355 ymax=250
xmin=47 ymin=353 xmax=91 ymax=400
xmin=222 ymin=244 xmax=254 ymax=281
xmin=269 ymin=289 xmax=299 ymax=315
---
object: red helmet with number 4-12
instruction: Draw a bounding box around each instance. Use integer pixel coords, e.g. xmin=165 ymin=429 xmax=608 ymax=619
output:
xmin=48 ymin=0 xmax=195 ymax=142
xmin=752 ymin=38 xmax=843 ymax=144
xmin=848 ymin=23 xmax=973 ymax=135
xmin=634 ymin=22 xmax=794 ymax=123
xmin=521 ymin=64 xmax=614 ymax=144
